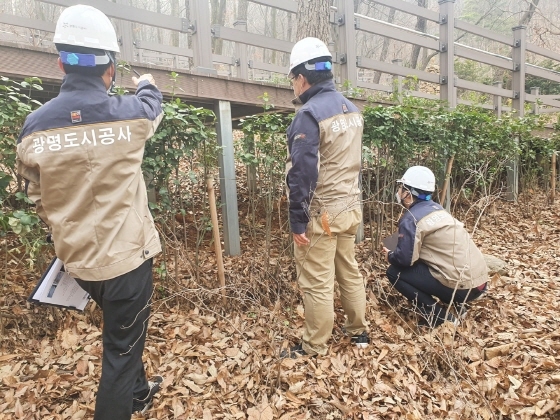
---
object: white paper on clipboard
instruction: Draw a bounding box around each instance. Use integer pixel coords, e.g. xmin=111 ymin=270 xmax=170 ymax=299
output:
xmin=28 ymin=257 xmax=90 ymax=311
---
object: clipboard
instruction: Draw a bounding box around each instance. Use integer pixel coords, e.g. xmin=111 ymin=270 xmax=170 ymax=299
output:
xmin=28 ymin=257 xmax=90 ymax=311
xmin=382 ymin=232 xmax=399 ymax=251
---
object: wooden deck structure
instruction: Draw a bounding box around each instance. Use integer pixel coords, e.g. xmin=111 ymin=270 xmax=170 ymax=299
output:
xmin=1 ymin=0 xmax=560 ymax=253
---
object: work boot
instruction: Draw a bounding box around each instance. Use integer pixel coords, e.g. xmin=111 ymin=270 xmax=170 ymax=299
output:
xmin=280 ymin=343 xmax=308 ymax=359
xmin=350 ymin=331 xmax=370 ymax=348
xmin=132 ymin=375 xmax=163 ymax=415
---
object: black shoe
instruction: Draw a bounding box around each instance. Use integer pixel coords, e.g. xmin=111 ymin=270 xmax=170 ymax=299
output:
xmin=418 ymin=313 xmax=458 ymax=329
xmin=280 ymin=343 xmax=307 ymax=359
xmin=132 ymin=375 xmax=163 ymax=415
xmin=350 ymin=331 xmax=369 ymax=348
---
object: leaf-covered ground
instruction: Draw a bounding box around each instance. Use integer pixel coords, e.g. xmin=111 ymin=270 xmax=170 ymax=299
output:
xmin=1 ymin=194 xmax=559 ymax=419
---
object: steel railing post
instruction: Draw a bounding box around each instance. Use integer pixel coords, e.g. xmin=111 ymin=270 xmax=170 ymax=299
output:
xmin=215 ymin=100 xmax=241 ymax=256
xmin=233 ymin=20 xmax=248 ymax=80
xmin=334 ymin=0 xmax=357 ymax=92
xmin=507 ymin=25 xmax=527 ymax=202
xmin=190 ymin=0 xmax=217 ymax=74
xmin=439 ymin=0 xmax=456 ymax=108
xmin=493 ymin=81 xmax=503 ymax=117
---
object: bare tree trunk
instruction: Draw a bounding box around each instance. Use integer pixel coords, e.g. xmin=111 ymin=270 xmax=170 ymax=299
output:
xmin=264 ymin=7 xmax=270 ymax=62
xmin=156 ymin=0 xmax=163 ymax=44
xmin=271 ymin=7 xmax=277 ymax=63
xmin=211 ymin=0 xmax=227 ymax=54
xmin=185 ymin=0 xmax=193 ymax=62
xmin=283 ymin=12 xmax=294 ymax=66
xmin=171 ymin=0 xmax=179 ymax=47
xmin=287 ymin=12 xmax=293 ymax=41
xmin=418 ymin=1 xmax=501 ymax=71
xmin=237 ymin=0 xmax=248 ymax=19
xmin=295 ymin=0 xmax=330 ymax=43
xmin=373 ymin=7 xmax=396 ymax=84
xmin=519 ymin=0 xmax=540 ymax=26
xmin=410 ymin=0 xmax=427 ymax=69
xmin=494 ymin=0 xmax=541 ymax=87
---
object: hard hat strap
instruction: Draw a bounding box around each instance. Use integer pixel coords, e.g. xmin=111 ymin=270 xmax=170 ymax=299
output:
xmin=60 ymin=51 xmax=112 ymax=67
xmin=402 ymin=184 xmax=431 ymax=201
xmin=304 ymin=61 xmax=332 ymax=71
xmin=416 ymin=192 xmax=432 ymax=201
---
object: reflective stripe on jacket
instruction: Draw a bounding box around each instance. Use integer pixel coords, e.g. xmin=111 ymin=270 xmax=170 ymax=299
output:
xmin=17 ymin=73 xmax=163 ymax=281
xmin=388 ymin=200 xmax=488 ymax=289
xmin=286 ymin=79 xmax=362 ymax=234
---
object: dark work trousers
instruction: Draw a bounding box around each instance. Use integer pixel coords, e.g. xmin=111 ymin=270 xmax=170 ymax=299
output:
xmin=386 ymin=262 xmax=485 ymax=322
xmin=76 ymin=258 xmax=153 ymax=420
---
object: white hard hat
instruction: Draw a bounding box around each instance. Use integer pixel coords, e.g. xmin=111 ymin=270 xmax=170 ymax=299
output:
xmin=54 ymin=4 xmax=120 ymax=53
xmin=289 ymin=37 xmax=332 ymax=76
xmin=397 ymin=166 xmax=436 ymax=193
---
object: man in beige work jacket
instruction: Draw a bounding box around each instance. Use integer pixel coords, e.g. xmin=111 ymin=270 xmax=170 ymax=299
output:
xmin=282 ymin=37 xmax=369 ymax=357
xmin=17 ymin=5 xmax=163 ymax=418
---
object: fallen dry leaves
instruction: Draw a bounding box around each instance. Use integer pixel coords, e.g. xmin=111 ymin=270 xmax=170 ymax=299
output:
xmin=1 ymin=193 xmax=559 ymax=419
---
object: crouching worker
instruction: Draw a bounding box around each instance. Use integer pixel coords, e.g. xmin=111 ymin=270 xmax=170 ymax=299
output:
xmin=17 ymin=5 xmax=163 ymax=419
xmin=382 ymin=166 xmax=488 ymax=328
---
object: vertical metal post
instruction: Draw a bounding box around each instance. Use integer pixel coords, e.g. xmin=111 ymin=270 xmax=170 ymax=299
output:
xmin=438 ymin=1 xmax=455 ymax=211
xmin=189 ymin=0 xmax=217 ymax=74
xmin=392 ymin=58 xmax=403 ymax=103
xmin=507 ymin=25 xmax=526 ymax=202
xmin=335 ymin=0 xmax=357 ymax=91
xmin=453 ymin=75 xmax=458 ymax=108
xmin=233 ymin=20 xmax=248 ymax=80
xmin=512 ymin=26 xmax=527 ymax=118
xmin=439 ymin=0 xmax=455 ymax=108
xmin=493 ymin=81 xmax=503 ymax=117
xmin=332 ymin=0 xmax=361 ymax=241
xmin=215 ymin=100 xmax=241 ymax=256
xmin=531 ymin=87 xmax=540 ymax=114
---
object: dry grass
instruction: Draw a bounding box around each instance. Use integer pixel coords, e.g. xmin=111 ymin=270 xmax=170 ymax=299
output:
xmin=1 ymin=192 xmax=559 ymax=419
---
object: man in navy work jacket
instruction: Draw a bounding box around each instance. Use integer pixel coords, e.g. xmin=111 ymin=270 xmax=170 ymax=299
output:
xmin=282 ymin=37 xmax=369 ymax=358
xmin=17 ymin=5 xmax=163 ymax=418
xmin=382 ymin=166 xmax=488 ymax=328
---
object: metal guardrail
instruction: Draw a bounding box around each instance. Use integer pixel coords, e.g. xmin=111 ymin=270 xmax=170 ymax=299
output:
xmin=42 ymin=0 xmax=188 ymax=31
xmin=1 ymin=0 xmax=560 ymax=112
xmin=2 ymin=0 xmax=559 ymax=251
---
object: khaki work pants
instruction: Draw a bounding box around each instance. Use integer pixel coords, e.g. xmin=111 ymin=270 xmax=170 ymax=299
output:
xmin=295 ymin=208 xmax=367 ymax=356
